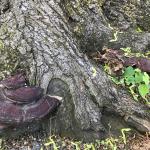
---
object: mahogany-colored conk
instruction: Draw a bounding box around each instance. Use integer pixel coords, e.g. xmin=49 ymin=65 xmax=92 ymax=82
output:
xmin=0 ymin=95 xmax=60 ymax=124
xmin=0 ymin=74 xmax=61 ymax=130
xmin=98 ymin=48 xmax=150 ymax=73
xmin=0 ymin=73 xmax=26 ymax=89
xmin=124 ymin=57 xmax=150 ymax=73
xmin=3 ymin=86 xmax=44 ymax=104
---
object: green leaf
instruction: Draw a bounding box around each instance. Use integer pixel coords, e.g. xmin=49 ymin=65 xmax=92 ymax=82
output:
xmin=125 ymin=76 xmax=135 ymax=85
xmin=143 ymin=72 xmax=149 ymax=85
xmin=138 ymin=84 xmax=149 ymax=98
xmin=119 ymin=78 xmax=125 ymax=84
xmin=134 ymin=68 xmax=141 ymax=73
xmin=124 ymin=66 xmax=135 ymax=77
xmin=134 ymin=72 xmax=143 ymax=83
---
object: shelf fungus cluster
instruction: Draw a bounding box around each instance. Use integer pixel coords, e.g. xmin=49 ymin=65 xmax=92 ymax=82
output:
xmin=0 ymin=74 xmax=61 ymax=130
xmin=91 ymin=48 xmax=150 ymax=75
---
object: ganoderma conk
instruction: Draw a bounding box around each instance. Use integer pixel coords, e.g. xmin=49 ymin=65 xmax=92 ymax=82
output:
xmin=0 ymin=73 xmax=61 ymax=130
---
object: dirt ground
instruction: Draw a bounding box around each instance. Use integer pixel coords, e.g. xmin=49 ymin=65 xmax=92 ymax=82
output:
xmin=1 ymin=132 xmax=149 ymax=150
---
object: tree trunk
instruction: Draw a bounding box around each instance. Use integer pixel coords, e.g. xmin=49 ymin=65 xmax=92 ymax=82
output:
xmin=0 ymin=0 xmax=149 ymax=141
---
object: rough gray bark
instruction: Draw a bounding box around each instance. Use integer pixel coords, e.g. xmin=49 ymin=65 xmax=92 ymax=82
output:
xmin=0 ymin=0 xmax=150 ymax=141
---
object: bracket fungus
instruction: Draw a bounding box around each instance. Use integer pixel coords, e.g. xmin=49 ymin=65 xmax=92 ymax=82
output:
xmin=0 ymin=74 xmax=61 ymax=130
xmin=93 ymin=48 xmax=150 ymax=74
xmin=124 ymin=57 xmax=150 ymax=73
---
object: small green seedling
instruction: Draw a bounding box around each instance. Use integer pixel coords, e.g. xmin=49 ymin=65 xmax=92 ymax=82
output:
xmin=44 ymin=137 xmax=59 ymax=150
xmin=104 ymin=63 xmax=112 ymax=75
xmin=120 ymin=47 xmax=131 ymax=56
xmin=121 ymin=128 xmax=131 ymax=144
xmin=136 ymin=27 xmax=143 ymax=33
xmin=110 ymin=31 xmax=118 ymax=42
xmin=101 ymin=137 xmax=118 ymax=150
xmin=120 ymin=47 xmax=146 ymax=58
xmin=123 ymin=66 xmax=150 ymax=101
xmin=71 ymin=141 xmax=81 ymax=150
xmin=84 ymin=143 xmax=96 ymax=150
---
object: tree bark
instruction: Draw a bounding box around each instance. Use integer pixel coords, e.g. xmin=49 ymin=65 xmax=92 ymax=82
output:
xmin=0 ymin=0 xmax=149 ymax=141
